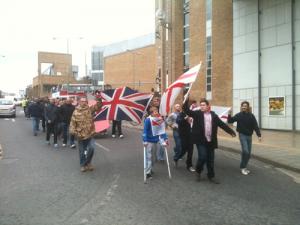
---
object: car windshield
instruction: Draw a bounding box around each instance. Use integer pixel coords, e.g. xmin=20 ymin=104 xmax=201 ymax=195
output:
xmin=0 ymin=99 xmax=13 ymax=105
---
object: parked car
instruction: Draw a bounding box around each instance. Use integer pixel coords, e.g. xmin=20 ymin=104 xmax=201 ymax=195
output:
xmin=0 ymin=98 xmax=16 ymax=118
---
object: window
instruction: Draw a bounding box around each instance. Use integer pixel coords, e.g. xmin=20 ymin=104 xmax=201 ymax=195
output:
xmin=205 ymin=0 xmax=212 ymax=99
xmin=183 ymin=1 xmax=190 ymax=68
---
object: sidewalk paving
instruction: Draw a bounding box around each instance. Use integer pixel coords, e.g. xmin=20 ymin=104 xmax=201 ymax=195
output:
xmin=123 ymin=121 xmax=300 ymax=173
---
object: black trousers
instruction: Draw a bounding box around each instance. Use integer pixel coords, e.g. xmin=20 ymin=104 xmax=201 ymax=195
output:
xmin=112 ymin=120 xmax=122 ymax=135
xmin=41 ymin=116 xmax=46 ymax=131
xmin=195 ymin=142 xmax=215 ymax=178
xmin=46 ymin=122 xmax=58 ymax=144
xmin=179 ymin=135 xmax=194 ymax=168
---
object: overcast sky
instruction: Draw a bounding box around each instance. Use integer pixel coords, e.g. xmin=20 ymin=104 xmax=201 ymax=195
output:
xmin=0 ymin=0 xmax=155 ymax=94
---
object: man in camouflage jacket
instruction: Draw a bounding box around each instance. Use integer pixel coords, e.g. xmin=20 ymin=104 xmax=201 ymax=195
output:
xmin=70 ymin=97 xmax=102 ymax=172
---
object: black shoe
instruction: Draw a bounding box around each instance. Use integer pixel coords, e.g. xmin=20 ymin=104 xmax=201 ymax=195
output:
xmin=208 ymin=177 xmax=220 ymax=184
xmin=146 ymin=174 xmax=153 ymax=179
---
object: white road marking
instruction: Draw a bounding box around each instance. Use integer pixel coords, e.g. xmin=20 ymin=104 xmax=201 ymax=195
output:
xmin=0 ymin=144 xmax=3 ymax=160
xmin=276 ymin=168 xmax=300 ymax=184
xmin=95 ymin=142 xmax=110 ymax=152
xmin=11 ymin=119 xmax=15 ymax=122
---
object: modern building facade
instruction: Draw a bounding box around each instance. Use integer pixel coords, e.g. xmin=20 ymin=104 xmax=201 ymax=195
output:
xmin=233 ymin=0 xmax=300 ymax=131
xmin=32 ymin=52 xmax=77 ymax=97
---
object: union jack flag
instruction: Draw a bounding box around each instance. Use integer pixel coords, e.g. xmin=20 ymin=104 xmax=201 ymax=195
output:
xmin=94 ymin=87 xmax=153 ymax=124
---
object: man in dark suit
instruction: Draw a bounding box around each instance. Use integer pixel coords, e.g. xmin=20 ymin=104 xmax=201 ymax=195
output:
xmin=183 ymin=98 xmax=236 ymax=184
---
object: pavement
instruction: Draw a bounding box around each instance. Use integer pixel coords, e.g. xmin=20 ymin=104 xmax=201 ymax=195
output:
xmin=123 ymin=121 xmax=300 ymax=174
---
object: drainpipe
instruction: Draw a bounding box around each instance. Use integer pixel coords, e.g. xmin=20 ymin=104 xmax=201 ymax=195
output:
xmin=291 ymin=0 xmax=296 ymax=131
xmin=258 ymin=0 xmax=262 ymax=128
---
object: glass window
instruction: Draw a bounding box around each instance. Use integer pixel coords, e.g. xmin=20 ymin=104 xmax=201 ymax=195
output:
xmin=206 ymin=54 xmax=212 ymax=60
xmin=207 ymin=68 xmax=211 ymax=76
xmin=207 ymin=36 xmax=211 ymax=45
xmin=206 ymin=46 xmax=211 ymax=54
xmin=207 ymin=60 xmax=211 ymax=68
xmin=206 ymin=0 xmax=212 ymax=20
xmin=184 ymin=40 xmax=189 ymax=52
xmin=207 ymin=84 xmax=212 ymax=92
xmin=184 ymin=26 xmax=189 ymax=39
xmin=184 ymin=13 xmax=189 ymax=25
xmin=207 ymin=77 xmax=211 ymax=84
xmin=184 ymin=54 xmax=189 ymax=67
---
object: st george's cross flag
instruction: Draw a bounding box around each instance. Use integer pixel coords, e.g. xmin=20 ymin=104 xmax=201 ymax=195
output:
xmin=94 ymin=87 xmax=152 ymax=124
xmin=150 ymin=116 xmax=166 ymax=136
xmin=159 ymin=63 xmax=201 ymax=116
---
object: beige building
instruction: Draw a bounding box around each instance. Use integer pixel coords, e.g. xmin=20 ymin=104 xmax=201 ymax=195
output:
xmin=92 ymin=34 xmax=158 ymax=94
xmin=104 ymin=45 xmax=157 ymax=94
xmin=32 ymin=52 xmax=77 ymax=97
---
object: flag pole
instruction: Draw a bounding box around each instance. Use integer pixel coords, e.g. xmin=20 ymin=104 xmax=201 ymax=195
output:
xmin=143 ymin=146 xmax=147 ymax=183
xmin=164 ymin=147 xmax=172 ymax=179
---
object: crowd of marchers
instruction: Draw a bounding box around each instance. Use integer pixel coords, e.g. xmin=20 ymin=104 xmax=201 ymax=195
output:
xmin=20 ymin=95 xmax=262 ymax=182
xmin=21 ymin=97 xmax=102 ymax=172
xmin=143 ymin=96 xmax=262 ymax=183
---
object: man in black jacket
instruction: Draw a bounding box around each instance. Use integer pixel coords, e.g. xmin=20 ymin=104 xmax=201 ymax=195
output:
xmin=183 ymin=98 xmax=236 ymax=184
xmin=45 ymin=98 xmax=59 ymax=147
xmin=176 ymin=112 xmax=195 ymax=172
xmin=60 ymin=99 xmax=76 ymax=148
xmin=228 ymin=101 xmax=261 ymax=175
xmin=28 ymin=98 xmax=43 ymax=136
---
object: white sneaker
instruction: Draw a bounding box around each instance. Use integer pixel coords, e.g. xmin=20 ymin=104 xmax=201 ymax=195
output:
xmin=245 ymin=168 xmax=250 ymax=174
xmin=241 ymin=168 xmax=249 ymax=175
xmin=112 ymin=134 xmax=116 ymax=138
xmin=188 ymin=167 xmax=196 ymax=172
xmin=70 ymin=144 xmax=76 ymax=148
xmin=54 ymin=144 xmax=58 ymax=148
xmin=119 ymin=134 xmax=124 ymax=139
xmin=62 ymin=144 xmax=66 ymax=147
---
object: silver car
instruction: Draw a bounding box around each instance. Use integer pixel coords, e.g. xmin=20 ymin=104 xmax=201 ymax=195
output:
xmin=0 ymin=98 xmax=16 ymax=118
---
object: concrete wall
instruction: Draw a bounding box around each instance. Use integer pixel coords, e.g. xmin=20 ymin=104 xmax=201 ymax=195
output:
xmin=233 ymin=0 xmax=300 ymax=130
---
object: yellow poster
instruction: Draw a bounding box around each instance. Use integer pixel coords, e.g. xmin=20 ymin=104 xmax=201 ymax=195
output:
xmin=269 ymin=97 xmax=285 ymax=116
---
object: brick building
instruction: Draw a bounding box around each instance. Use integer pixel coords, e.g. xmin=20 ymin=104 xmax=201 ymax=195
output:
xmin=32 ymin=52 xmax=77 ymax=97
xmin=92 ymin=34 xmax=158 ymax=94
xmin=156 ymin=0 xmax=233 ymax=106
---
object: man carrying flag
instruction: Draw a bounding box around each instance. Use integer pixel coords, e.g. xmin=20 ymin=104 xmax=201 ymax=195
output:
xmin=142 ymin=106 xmax=169 ymax=180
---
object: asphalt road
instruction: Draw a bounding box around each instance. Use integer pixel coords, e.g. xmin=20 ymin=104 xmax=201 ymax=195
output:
xmin=0 ymin=109 xmax=300 ymax=225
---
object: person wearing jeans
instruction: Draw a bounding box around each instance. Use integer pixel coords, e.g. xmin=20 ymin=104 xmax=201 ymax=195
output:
xmin=28 ymin=99 xmax=43 ymax=136
xmin=183 ymin=98 xmax=236 ymax=184
xmin=142 ymin=106 xmax=168 ymax=179
xmin=78 ymin=138 xmax=95 ymax=168
xmin=61 ymin=99 xmax=76 ymax=148
xmin=228 ymin=101 xmax=261 ymax=175
xmin=70 ymin=97 xmax=102 ymax=172
xmin=166 ymin=104 xmax=182 ymax=165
